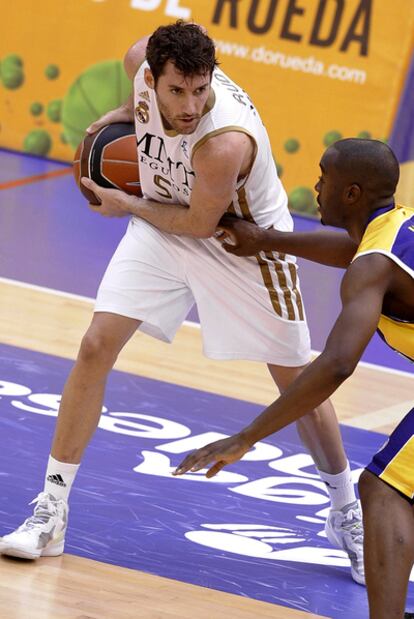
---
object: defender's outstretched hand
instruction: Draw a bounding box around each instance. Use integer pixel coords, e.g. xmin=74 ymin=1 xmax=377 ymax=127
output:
xmin=173 ymin=434 xmax=251 ymax=478
xmin=216 ymin=214 xmax=270 ymax=256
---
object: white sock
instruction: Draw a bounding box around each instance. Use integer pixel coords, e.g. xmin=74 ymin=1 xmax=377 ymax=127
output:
xmin=318 ymin=461 xmax=357 ymax=511
xmin=43 ymin=455 xmax=80 ymax=502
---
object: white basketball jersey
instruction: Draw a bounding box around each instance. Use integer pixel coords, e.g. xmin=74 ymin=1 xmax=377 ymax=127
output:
xmin=133 ymin=63 xmax=291 ymax=230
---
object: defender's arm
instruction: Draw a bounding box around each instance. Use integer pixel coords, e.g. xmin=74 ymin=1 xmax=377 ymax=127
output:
xmin=175 ymin=254 xmax=392 ymax=476
xmin=217 ymin=216 xmax=358 ymax=267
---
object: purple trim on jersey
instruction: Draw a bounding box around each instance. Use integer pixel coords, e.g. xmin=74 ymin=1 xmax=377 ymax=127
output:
xmin=390 ymin=212 xmax=414 ymax=271
xmin=366 ymin=406 xmax=414 ymax=476
xmin=366 ymin=202 xmax=395 ymax=225
xmin=376 ymin=327 xmax=414 ymax=363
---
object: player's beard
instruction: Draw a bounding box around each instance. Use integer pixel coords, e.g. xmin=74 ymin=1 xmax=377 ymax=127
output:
xmin=157 ymin=99 xmax=200 ymax=135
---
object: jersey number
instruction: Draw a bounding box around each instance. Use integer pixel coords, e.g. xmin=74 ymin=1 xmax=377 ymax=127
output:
xmin=154 ymin=175 xmax=173 ymax=200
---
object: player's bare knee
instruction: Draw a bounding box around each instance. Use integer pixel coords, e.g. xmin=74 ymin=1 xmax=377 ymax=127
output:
xmin=78 ymin=330 xmax=119 ymax=370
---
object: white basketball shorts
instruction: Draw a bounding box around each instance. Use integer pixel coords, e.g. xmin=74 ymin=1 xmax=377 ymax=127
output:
xmin=95 ymin=218 xmax=311 ymax=366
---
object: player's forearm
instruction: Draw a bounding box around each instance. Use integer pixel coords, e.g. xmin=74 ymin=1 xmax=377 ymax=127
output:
xmin=129 ymin=197 xmax=215 ymax=237
xmin=239 ymin=352 xmax=352 ymax=447
xmin=262 ymin=229 xmax=357 ymax=268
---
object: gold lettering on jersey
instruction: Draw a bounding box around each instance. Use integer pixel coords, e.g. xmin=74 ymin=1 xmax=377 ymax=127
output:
xmin=139 ymin=90 xmax=150 ymax=102
xmin=409 ymin=225 xmax=414 ymax=232
xmin=137 ymin=132 xmax=195 ymax=198
xmin=154 ymin=174 xmax=173 ymax=200
xmin=135 ymin=101 xmax=149 ymax=123
xmin=213 ymin=72 xmax=256 ymax=114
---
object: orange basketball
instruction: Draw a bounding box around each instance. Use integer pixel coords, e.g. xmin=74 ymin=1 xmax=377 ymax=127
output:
xmin=73 ymin=123 xmax=141 ymax=205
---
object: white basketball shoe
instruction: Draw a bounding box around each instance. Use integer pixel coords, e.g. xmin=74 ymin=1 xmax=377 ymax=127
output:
xmin=325 ymin=500 xmax=365 ymax=585
xmin=0 ymin=492 xmax=68 ymax=559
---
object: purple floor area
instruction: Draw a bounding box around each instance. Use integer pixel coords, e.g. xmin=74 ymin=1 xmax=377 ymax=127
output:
xmin=1 ymin=343 xmax=413 ymax=618
xmin=0 ymin=149 xmax=412 ymax=374
xmin=0 ymin=149 xmax=66 ymax=183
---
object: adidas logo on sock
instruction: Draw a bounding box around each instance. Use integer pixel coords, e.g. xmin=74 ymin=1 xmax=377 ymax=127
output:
xmin=47 ymin=474 xmax=67 ymax=487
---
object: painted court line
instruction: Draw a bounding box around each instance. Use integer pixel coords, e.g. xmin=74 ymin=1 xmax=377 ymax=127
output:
xmin=0 ymin=167 xmax=72 ymax=190
xmin=1 ymin=276 xmax=412 ymax=380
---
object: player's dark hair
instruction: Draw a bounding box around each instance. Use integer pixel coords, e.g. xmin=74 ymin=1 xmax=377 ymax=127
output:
xmin=331 ymin=138 xmax=400 ymax=196
xmin=146 ymin=21 xmax=218 ymax=83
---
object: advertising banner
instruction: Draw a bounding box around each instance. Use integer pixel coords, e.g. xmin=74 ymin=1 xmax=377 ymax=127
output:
xmin=1 ymin=0 xmax=414 ymax=215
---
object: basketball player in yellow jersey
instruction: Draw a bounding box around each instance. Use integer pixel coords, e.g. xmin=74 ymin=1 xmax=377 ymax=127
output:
xmin=0 ymin=23 xmax=363 ymax=583
xmin=175 ymin=138 xmax=414 ymax=619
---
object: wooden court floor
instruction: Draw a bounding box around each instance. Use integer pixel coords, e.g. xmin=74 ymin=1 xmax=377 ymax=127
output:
xmin=0 ymin=278 xmax=412 ymax=619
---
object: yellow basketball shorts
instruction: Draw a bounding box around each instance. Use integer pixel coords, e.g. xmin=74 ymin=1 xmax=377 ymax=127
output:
xmin=366 ymin=406 xmax=414 ymax=500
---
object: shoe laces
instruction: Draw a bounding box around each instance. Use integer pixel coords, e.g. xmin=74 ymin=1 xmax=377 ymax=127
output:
xmin=341 ymin=505 xmax=363 ymax=545
xmin=18 ymin=492 xmax=60 ymax=531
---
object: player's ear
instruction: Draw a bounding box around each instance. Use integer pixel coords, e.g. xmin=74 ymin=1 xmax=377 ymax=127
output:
xmin=345 ymin=183 xmax=361 ymax=204
xmin=144 ymin=68 xmax=155 ymax=90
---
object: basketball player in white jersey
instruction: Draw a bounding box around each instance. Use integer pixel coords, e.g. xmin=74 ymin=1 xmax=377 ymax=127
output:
xmin=0 ymin=22 xmax=364 ymax=584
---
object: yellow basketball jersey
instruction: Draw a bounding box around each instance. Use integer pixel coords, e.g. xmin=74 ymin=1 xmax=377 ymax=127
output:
xmin=352 ymin=203 xmax=414 ymax=362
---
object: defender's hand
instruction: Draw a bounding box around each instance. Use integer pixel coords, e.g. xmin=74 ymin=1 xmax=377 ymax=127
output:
xmin=216 ymin=214 xmax=271 ymax=256
xmin=173 ymin=434 xmax=251 ymax=478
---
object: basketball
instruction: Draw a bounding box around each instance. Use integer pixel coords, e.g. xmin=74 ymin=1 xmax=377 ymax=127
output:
xmin=73 ymin=122 xmax=141 ymax=205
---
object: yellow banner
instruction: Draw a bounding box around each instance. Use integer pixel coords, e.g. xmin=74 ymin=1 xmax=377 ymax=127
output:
xmin=1 ymin=0 xmax=414 ymax=216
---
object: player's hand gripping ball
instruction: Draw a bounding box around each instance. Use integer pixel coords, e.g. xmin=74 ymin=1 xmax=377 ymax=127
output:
xmin=73 ymin=122 xmax=141 ymax=205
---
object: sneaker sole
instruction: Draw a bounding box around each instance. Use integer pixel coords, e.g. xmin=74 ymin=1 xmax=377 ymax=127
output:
xmin=351 ymin=566 xmax=366 ymax=586
xmin=0 ymin=540 xmax=64 ymax=560
xmin=0 ymin=546 xmax=41 ymax=560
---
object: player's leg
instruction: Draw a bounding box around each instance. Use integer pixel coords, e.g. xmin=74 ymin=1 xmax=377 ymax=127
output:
xmin=0 ymin=220 xmax=193 ymax=560
xmin=359 ymin=470 xmax=414 ymax=619
xmin=360 ymin=407 xmax=414 ymax=617
xmin=268 ymin=364 xmax=347 ymax=471
xmin=268 ymin=363 xmax=364 ymax=584
xmin=0 ymin=312 xmax=140 ymax=560
xmin=267 ymin=364 xmax=347 ymax=471
xmin=188 ymin=239 xmax=363 ymax=582
xmin=50 ymin=311 xmax=141 ymax=464
xmin=44 ymin=216 xmax=190 ymax=493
